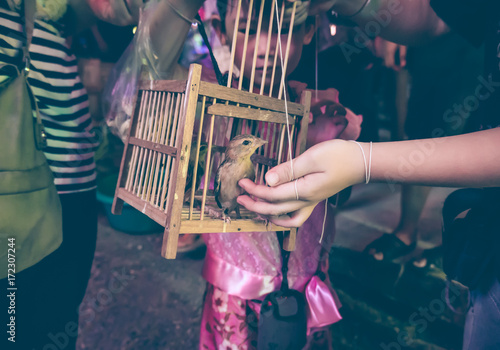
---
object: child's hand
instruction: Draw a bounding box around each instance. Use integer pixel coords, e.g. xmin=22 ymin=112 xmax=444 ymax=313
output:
xmin=237 ymin=139 xmax=366 ymax=227
xmin=375 ymin=38 xmax=407 ymax=71
xmin=283 ymin=1 xmax=310 ymax=25
xmin=308 ymin=0 xmax=337 ymax=15
xmin=307 ymin=104 xmax=348 ymax=147
xmin=299 ymin=86 xmax=362 ymax=146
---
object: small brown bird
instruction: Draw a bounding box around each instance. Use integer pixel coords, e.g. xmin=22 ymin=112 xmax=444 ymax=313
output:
xmin=214 ymin=134 xmax=267 ymax=222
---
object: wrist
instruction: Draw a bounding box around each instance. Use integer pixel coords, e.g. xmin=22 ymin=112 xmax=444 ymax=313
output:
xmin=345 ymin=140 xmax=371 ymax=185
xmin=167 ymin=0 xmax=204 ymax=20
xmin=332 ymin=0 xmax=367 ymax=16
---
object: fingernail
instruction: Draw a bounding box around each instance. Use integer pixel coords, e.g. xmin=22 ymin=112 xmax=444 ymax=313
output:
xmin=267 ymin=173 xmax=278 ymax=186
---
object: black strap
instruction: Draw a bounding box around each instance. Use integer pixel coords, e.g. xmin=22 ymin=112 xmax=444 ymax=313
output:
xmin=277 ymin=232 xmax=291 ymax=291
xmin=22 ymin=0 xmax=35 ymax=69
xmin=194 ymin=13 xmax=227 ymax=87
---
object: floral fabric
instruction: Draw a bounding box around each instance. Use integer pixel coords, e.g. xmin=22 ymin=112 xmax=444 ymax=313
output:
xmin=200 ymin=284 xmax=334 ymax=350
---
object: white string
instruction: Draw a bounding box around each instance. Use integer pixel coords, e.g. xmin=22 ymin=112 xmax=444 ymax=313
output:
xmin=274 ymin=0 xmax=295 ymax=181
xmin=315 ymin=15 xmax=319 ymax=101
xmin=367 ymin=141 xmax=373 ymax=184
xmin=318 ymin=198 xmax=328 ymax=244
xmin=313 ymin=14 xmax=327 ymax=243
xmin=273 ymin=2 xmax=329 ymax=245
xmin=349 ymin=140 xmax=373 ymax=184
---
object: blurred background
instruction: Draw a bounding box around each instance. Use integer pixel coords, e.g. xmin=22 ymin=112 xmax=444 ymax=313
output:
xmin=71 ymin=3 xmax=484 ymax=348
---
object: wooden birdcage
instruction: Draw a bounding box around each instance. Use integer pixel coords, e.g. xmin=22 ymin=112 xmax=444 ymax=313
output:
xmin=112 ymin=0 xmax=311 ymax=259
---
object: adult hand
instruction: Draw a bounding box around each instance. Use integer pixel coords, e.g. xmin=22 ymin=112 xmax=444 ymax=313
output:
xmin=237 ymin=139 xmax=366 ymax=227
xmin=307 ymin=0 xmax=337 ymax=15
xmin=86 ymin=0 xmax=144 ymax=26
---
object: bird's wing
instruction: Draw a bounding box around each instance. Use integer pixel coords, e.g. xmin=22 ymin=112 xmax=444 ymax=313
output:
xmin=214 ymin=161 xmax=223 ymax=209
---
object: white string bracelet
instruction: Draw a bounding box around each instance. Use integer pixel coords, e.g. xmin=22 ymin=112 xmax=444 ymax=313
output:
xmin=367 ymin=141 xmax=373 ymax=184
xmin=318 ymin=198 xmax=328 ymax=244
xmin=166 ymin=0 xmax=195 ymax=24
xmin=349 ymin=141 xmax=373 ymax=184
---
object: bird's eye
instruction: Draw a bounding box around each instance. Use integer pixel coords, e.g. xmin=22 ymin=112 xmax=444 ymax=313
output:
xmin=242 ymin=140 xmax=251 ymax=146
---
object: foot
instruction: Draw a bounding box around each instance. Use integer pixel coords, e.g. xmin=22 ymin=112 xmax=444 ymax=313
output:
xmin=177 ymin=234 xmax=205 ymax=253
xmin=222 ymin=213 xmax=231 ymax=224
xmin=364 ymin=233 xmax=417 ymax=261
xmin=410 ymin=246 xmax=443 ymax=270
xmin=254 ymin=214 xmax=271 ymax=229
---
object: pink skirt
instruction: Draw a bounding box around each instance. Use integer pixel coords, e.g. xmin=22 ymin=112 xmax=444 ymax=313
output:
xmin=199 ymin=283 xmax=334 ymax=350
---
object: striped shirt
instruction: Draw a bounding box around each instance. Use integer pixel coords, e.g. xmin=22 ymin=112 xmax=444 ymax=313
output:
xmin=0 ymin=7 xmax=98 ymax=193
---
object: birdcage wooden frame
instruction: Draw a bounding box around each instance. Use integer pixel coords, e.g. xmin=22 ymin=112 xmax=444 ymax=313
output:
xmin=112 ymin=0 xmax=312 ymax=259
xmin=112 ymin=64 xmax=310 ymax=259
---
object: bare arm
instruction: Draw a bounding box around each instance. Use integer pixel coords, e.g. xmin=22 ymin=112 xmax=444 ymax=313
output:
xmin=371 ymin=128 xmax=500 ymax=187
xmin=238 ymin=128 xmax=500 ymax=227
xmin=313 ymin=0 xmax=450 ymax=45
xmin=66 ymin=0 xmax=204 ymax=76
xmin=147 ymin=0 xmax=205 ymax=75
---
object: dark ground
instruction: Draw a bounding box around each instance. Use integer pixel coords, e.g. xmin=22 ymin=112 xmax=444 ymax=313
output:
xmin=76 ymin=183 xmax=457 ymax=350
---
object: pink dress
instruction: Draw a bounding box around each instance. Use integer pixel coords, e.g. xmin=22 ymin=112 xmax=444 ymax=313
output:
xmin=199 ymin=202 xmax=341 ymax=350
xmin=198 ymin=81 xmax=361 ymax=350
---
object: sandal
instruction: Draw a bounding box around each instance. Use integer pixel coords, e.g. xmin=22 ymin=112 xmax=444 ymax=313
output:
xmin=363 ymin=233 xmax=417 ymax=261
xmin=410 ymin=245 xmax=443 ymax=270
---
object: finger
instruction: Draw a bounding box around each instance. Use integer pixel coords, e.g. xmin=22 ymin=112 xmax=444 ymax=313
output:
xmin=325 ymin=103 xmax=347 ymax=117
xmin=264 ymin=149 xmax=320 ymax=186
xmin=267 ymin=206 xmax=316 ymax=228
xmin=239 ymin=173 xmax=312 ymax=203
xmin=237 ymin=194 xmax=307 ymax=216
xmin=399 ymin=46 xmax=407 ymax=67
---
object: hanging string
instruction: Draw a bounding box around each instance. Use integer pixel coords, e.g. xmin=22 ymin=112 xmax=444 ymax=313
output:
xmin=315 ymin=14 xmax=328 ymax=244
xmin=273 ymin=0 xmax=295 ymax=181
xmin=315 ymin=14 xmax=319 ymax=101
xmin=273 ymin=1 xmax=328 ymax=244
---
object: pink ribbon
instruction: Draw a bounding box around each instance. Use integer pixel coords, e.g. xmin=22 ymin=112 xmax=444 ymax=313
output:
xmin=304 ymin=275 xmax=342 ymax=334
xmin=202 ymin=251 xmax=281 ymax=300
xmin=203 ymin=251 xmax=342 ymax=333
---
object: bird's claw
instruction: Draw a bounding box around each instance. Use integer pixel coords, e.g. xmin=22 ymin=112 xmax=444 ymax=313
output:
xmin=255 ymin=214 xmax=271 ymax=230
xmin=205 ymin=206 xmax=223 ymax=220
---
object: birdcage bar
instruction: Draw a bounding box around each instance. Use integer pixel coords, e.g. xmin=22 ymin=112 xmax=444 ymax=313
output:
xmin=113 ymin=64 xmax=309 ymax=259
xmin=146 ymin=91 xmax=167 ymax=203
xmin=155 ymin=92 xmax=174 ymax=208
xmin=227 ymin=0 xmax=242 ymax=88
xmin=238 ymin=0 xmax=254 ymax=91
xmin=249 ymin=0 xmax=266 ymax=93
xmin=260 ymin=0 xmax=276 ymax=95
xmin=278 ymin=1 xmax=297 ymax=100
xmin=189 ymin=95 xmax=207 ymax=220
xmin=149 ymin=92 xmax=169 ymax=205
xmin=160 ymin=92 xmax=184 ymax=212
xmin=125 ymin=92 xmax=146 ymax=191
xmin=268 ymin=0 xmax=285 ymax=97
xmin=130 ymin=91 xmax=151 ymax=194
xmin=157 ymin=93 xmax=178 ymax=210
xmin=198 ymin=83 xmax=304 ymax=115
xmin=141 ymin=91 xmax=161 ymax=201
xmin=200 ymin=99 xmax=217 ymax=220
xmin=137 ymin=91 xmax=158 ymax=197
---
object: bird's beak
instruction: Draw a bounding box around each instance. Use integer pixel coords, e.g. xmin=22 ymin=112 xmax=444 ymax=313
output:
xmin=256 ymin=138 xmax=268 ymax=148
